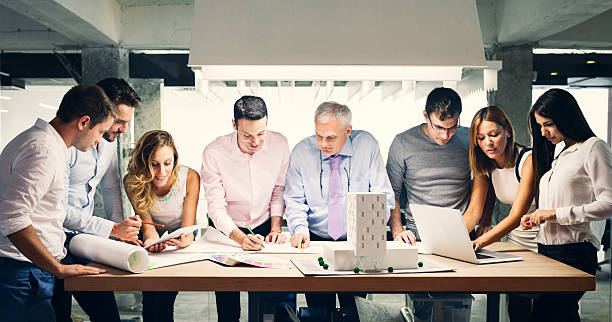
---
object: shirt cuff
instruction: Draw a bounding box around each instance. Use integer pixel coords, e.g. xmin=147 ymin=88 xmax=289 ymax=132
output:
xmin=555 ymin=206 xmax=571 ymax=225
xmin=218 ymin=219 xmax=239 ymax=238
xmin=270 ymin=204 xmax=284 ymax=218
xmin=295 ymin=226 xmax=310 ymax=238
xmin=98 ymin=218 xmax=116 ymax=238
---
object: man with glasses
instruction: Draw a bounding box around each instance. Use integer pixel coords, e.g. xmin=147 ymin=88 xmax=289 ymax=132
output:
xmin=387 ymin=87 xmax=471 ymax=244
xmin=285 ymin=101 xmax=394 ymax=321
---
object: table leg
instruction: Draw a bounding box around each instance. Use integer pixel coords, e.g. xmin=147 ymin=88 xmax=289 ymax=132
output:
xmin=486 ymin=293 xmax=500 ymax=322
xmin=248 ymin=292 xmax=266 ymax=322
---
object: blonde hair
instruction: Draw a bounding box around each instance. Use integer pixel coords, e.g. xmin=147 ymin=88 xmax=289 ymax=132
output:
xmin=469 ymin=106 xmax=519 ymax=177
xmin=124 ymin=130 xmax=179 ymax=215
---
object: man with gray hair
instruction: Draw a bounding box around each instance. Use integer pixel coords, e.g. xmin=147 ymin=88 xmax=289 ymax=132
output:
xmin=202 ymin=95 xmax=290 ymax=321
xmin=284 ymin=101 xmax=394 ymax=320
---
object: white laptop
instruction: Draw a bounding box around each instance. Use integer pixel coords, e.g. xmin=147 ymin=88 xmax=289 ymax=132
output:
xmin=410 ymin=204 xmax=522 ymax=264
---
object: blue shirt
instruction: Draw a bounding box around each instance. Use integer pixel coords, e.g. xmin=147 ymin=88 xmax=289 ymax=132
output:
xmin=63 ymin=139 xmax=123 ymax=237
xmin=284 ymin=130 xmax=394 ymax=239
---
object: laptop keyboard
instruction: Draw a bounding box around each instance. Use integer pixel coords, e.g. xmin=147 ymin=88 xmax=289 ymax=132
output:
xmin=476 ymin=252 xmax=494 ymax=259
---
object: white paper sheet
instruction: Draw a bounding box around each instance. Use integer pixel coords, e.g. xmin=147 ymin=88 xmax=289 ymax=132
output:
xmin=69 ymin=234 xmax=149 ymax=273
xmin=146 ymin=252 xmax=210 ymax=270
xmin=147 ymin=225 xmax=203 ymax=247
xmin=177 ymin=227 xmax=324 ymax=254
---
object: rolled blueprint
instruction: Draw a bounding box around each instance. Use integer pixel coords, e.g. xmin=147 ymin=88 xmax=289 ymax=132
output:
xmin=69 ymin=234 xmax=149 ymax=273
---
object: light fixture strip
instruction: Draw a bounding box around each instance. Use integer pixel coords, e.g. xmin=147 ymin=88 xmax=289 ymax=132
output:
xmin=195 ymin=65 xmax=463 ymax=82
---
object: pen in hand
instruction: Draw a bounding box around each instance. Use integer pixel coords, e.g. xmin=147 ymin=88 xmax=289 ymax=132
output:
xmin=142 ymin=221 xmax=165 ymax=227
xmin=245 ymin=224 xmax=265 ymax=248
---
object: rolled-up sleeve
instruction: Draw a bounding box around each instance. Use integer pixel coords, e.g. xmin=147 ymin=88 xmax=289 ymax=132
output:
xmin=270 ymin=137 xmax=290 ymax=218
xmin=0 ymin=146 xmax=55 ymax=237
xmin=201 ymin=146 xmax=237 ymax=236
xmin=283 ymin=149 xmax=310 ymax=237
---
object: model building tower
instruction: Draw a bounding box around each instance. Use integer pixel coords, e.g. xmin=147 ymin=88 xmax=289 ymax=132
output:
xmin=346 ymin=192 xmax=387 ymax=256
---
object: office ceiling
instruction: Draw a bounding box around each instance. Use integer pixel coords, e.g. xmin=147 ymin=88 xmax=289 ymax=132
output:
xmin=1 ymin=0 xmax=612 ymax=51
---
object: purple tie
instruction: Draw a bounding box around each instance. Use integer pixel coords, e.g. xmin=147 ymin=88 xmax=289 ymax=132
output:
xmin=328 ymin=155 xmax=343 ymax=240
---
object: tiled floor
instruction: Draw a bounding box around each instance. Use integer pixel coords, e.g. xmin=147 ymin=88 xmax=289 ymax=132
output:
xmin=72 ymin=262 xmax=612 ymax=321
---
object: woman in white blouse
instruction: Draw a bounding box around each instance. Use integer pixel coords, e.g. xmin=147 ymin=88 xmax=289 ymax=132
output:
xmin=521 ymin=88 xmax=612 ymax=322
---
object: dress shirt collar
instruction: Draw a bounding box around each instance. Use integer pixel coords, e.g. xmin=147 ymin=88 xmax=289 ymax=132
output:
xmin=34 ymin=118 xmax=69 ymax=160
xmin=231 ymin=131 xmax=271 ymax=157
xmin=319 ymin=135 xmax=354 ymax=161
xmin=555 ymin=139 xmax=590 ymax=161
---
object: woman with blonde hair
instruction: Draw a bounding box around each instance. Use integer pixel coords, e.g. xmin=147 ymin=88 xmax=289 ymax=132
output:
xmin=124 ymin=130 xmax=200 ymax=322
xmin=462 ymin=105 xmax=537 ymax=321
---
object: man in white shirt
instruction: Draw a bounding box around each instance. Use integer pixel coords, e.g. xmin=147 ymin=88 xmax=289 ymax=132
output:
xmin=53 ymin=78 xmax=143 ymax=322
xmin=0 ymin=85 xmax=116 ymax=321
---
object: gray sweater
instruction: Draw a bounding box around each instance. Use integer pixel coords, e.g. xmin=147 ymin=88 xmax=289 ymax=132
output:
xmin=386 ymin=124 xmax=471 ymax=236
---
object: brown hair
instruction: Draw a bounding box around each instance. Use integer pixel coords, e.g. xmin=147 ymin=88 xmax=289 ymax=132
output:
xmin=124 ymin=130 xmax=179 ymax=215
xmin=469 ymin=106 xmax=519 ymax=177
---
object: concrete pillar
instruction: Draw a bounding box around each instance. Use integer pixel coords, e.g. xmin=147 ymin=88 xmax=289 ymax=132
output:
xmin=486 ymin=45 xmax=534 ymax=146
xmin=130 ymin=79 xmax=163 ymax=141
xmin=485 ymin=45 xmax=533 ymax=225
xmin=81 ymin=46 xmax=133 ymax=219
xmin=81 ymin=47 xmax=129 ymax=85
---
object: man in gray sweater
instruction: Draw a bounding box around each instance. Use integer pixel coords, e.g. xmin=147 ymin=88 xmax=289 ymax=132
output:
xmin=386 ymin=87 xmax=471 ymax=243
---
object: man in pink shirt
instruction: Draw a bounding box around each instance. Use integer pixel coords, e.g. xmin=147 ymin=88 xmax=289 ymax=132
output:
xmin=201 ymin=95 xmax=290 ymax=321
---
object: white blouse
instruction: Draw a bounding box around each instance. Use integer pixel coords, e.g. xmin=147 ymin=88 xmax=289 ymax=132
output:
xmin=490 ymin=148 xmax=538 ymax=251
xmin=536 ymin=137 xmax=612 ymax=247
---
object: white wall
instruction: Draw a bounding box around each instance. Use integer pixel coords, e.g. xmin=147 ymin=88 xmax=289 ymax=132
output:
xmin=161 ymin=85 xmax=487 ymax=171
xmin=0 ymin=86 xmax=70 ymax=151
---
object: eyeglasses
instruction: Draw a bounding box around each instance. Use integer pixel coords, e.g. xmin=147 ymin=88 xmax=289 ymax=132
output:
xmin=428 ymin=116 xmax=460 ymax=134
xmin=319 ymin=151 xmax=351 ymax=198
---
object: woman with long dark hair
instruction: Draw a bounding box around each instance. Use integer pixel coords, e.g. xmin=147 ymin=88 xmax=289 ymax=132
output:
xmin=521 ymin=88 xmax=612 ymax=321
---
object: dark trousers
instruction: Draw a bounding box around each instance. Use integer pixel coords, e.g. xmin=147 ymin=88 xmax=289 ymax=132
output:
xmin=507 ymin=293 xmax=534 ymax=322
xmin=142 ymin=291 xmax=179 ymax=322
xmin=0 ymin=257 xmax=56 ymax=322
xmin=305 ymin=232 xmax=366 ymax=321
xmin=209 ymin=218 xmax=272 ymax=322
xmin=528 ymin=242 xmax=597 ymax=322
xmin=52 ymin=233 xmax=120 ymax=322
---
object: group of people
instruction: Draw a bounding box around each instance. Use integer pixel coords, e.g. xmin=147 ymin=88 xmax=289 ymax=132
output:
xmin=0 ymin=79 xmax=610 ymax=322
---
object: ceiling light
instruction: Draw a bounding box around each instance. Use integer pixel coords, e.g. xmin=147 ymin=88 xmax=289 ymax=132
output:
xmin=0 ymin=95 xmax=11 ymax=100
xmin=586 ymin=60 xmax=596 ymax=64
xmin=550 ymin=72 xmax=559 ymax=76
xmin=189 ymin=0 xmax=485 ymax=83
xmin=195 ymin=65 xmax=463 ymax=82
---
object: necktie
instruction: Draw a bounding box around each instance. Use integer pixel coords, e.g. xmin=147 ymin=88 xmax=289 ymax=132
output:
xmin=328 ymin=155 xmax=343 ymax=240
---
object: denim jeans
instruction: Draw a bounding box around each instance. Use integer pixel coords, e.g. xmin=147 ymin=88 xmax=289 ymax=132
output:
xmin=0 ymin=257 xmax=56 ymax=322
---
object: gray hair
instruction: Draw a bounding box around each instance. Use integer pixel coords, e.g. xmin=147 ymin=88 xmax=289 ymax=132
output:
xmin=314 ymin=101 xmax=352 ymax=128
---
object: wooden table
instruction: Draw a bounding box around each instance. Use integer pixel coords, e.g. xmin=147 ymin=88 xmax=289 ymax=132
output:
xmin=65 ymin=243 xmax=595 ymax=322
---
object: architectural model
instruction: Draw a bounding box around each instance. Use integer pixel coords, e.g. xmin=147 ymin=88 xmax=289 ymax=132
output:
xmin=322 ymin=192 xmax=418 ymax=271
